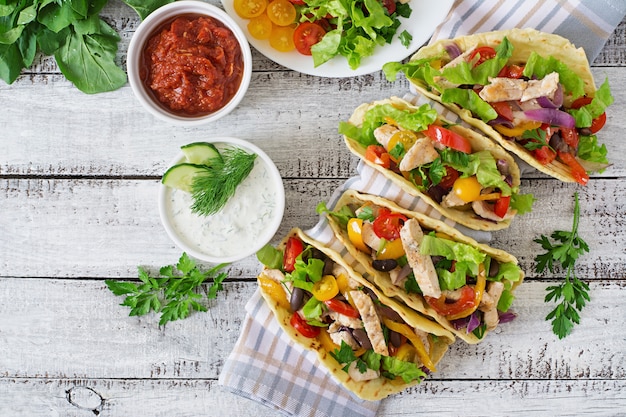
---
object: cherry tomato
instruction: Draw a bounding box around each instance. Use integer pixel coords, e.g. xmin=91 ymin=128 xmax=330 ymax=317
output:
xmin=266 ymin=0 xmax=296 ymax=26
xmin=571 ymin=96 xmax=607 ymax=133
xmin=452 ymin=176 xmax=482 ymax=203
xmin=491 ymin=101 xmax=514 ymax=121
xmin=439 ymin=167 xmax=460 ymax=190
xmin=365 ymin=145 xmax=391 ymax=169
xmin=258 ymin=276 xmax=290 ymax=310
xmin=247 ymin=13 xmax=273 ymax=40
xmin=497 ymin=64 xmax=525 ymax=79
xmin=468 ymin=46 xmax=496 ymax=67
xmin=532 ymin=145 xmax=557 ymax=165
xmin=380 ymin=0 xmax=396 ymax=15
xmin=387 ymin=130 xmax=418 ymax=156
xmin=423 ymin=125 xmax=472 ymax=153
xmin=234 ymin=0 xmax=267 ymax=18
xmin=425 ymin=285 xmax=476 ymax=317
xmin=293 ymin=22 xmax=326 ymax=55
xmin=347 ymin=218 xmax=370 ymax=252
xmin=372 ymin=212 xmax=407 ymax=240
xmin=283 ymin=236 xmax=304 ymax=272
xmin=288 ymin=0 xmax=306 ymax=4
xmin=290 ymin=312 xmax=321 ymax=337
xmin=557 ymin=151 xmax=589 ymax=186
xmin=324 ymin=299 xmax=360 ymax=318
xmin=269 ymin=24 xmax=296 ymax=52
xmin=311 ymin=275 xmax=339 ymax=301
xmin=376 ymin=238 xmax=405 ymax=260
xmin=493 ymin=195 xmax=511 ymax=218
xmin=560 ymin=127 xmax=579 ymax=149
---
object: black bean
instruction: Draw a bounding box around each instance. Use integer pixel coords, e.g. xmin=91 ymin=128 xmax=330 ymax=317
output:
xmin=352 ymin=329 xmax=372 ymax=350
xmin=389 ymin=330 xmax=402 ymax=348
xmin=372 ymin=259 xmax=398 ymax=271
xmin=290 ymin=287 xmax=305 ymax=312
xmin=489 ymin=259 xmax=500 ymax=277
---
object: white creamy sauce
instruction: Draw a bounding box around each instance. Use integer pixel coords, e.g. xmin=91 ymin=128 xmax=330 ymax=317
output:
xmin=166 ymin=155 xmax=280 ymax=258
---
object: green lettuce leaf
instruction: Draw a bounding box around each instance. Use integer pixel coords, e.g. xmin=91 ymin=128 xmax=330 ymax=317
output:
xmin=510 ymin=193 xmax=535 ymax=214
xmin=381 ymin=355 xmax=426 ymax=383
xmin=441 ymin=88 xmax=498 ymax=122
xmin=568 ymin=78 xmax=614 ymax=128
xmin=490 ymin=262 xmax=522 ymax=283
xmin=578 ymin=134 xmax=608 ymax=166
xmin=420 ymin=234 xmax=486 ymax=265
xmin=523 ymin=52 xmax=585 ymax=99
xmin=441 ymin=37 xmax=513 ymax=85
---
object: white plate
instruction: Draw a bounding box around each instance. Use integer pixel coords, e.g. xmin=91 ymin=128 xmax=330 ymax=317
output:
xmin=221 ymin=0 xmax=453 ymax=77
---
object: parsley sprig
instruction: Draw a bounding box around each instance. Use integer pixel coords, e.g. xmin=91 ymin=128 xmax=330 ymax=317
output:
xmin=534 ymin=192 xmax=590 ymax=339
xmin=522 ymin=128 xmax=554 ymax=152
xmin=106 ymin=253 xmax=228 ymax=326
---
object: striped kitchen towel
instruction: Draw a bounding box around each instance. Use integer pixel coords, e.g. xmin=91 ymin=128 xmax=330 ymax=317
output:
xmin=431 ymin=0 xmax=626 ymax=62
xmin=218 ymin=2 xmax=625 ymax=416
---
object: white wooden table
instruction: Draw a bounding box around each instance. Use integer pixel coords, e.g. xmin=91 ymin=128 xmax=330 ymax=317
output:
xmin=1 ymin=2 xmax=624 ymax=416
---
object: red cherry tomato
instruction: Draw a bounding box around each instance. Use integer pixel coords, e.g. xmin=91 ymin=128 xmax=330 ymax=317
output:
xmin=380 ymin=0 xmax=396 ymax=14
xmin=468 ymin=46 xmax=496 ymax=67
xmin=557 ymin=151 xmax=589 ymax=186
xmin=425 ymin=285 xmax=476 ymax=317
xmin=493 ymin=195 xmax=511 ymax=218
xmin=372 ymin=212 xmax=407 ymax=240
xmin=532 ymin=145 xmax=557 ymax=165
xmin=439 ymin=167 xmax=461 ymax=190
xmin=560 ymin=127 xmax=579 ymax=149
xmin=290 ymin=312 xmax=321 ymax=338
xmin=293 ymin=22 xmax=326 ymax=55
xmin=423 ymin=125 xmax=472 ymax=153
xmin=497 ymin=64 xmax=525 ymax=79
xmin=491 ymin=101 xmax=514 ymax=121
xmin=283 ymin=236 xmax=304 ymax=272
xmin=324 ymin=299 xmax=360 ymax=318
xmin=365 ymin=145 xmax=392 ymax=168
xmin=571 ymin=96 xmax=607 ymax=133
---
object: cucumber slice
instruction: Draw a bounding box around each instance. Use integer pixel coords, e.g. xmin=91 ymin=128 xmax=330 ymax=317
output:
xmin=162 ymin=163 xmax=208 ymax=193
xmin=181 ymin=142 xmax=222 ymax=165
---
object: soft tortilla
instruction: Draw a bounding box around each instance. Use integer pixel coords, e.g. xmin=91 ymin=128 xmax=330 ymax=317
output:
xmin=325 ymin=190 xmax=525 ymax=344
xmin=257 ymin=227 xmax=455 ymax=401
xmin=343 ymin=96 xmax=521 ymax=231
xmin=408 ymin=28 xmax=596 ymax=184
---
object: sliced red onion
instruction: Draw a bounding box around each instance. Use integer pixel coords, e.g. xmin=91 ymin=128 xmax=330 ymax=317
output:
xmin=450 ymin=316 xmax=470 ymax=330
xmin=524 ymin=108 xmax=575 ymax=128
xmin=488 ymin=116 xmax=514 ymax=128
xmin=498 ymin=311 xmax=517 ymax=324
xmin=444 ymin=42 xmax=462 ymax=59
xmin=466 ymin=312 xmax=482 ymax=333
xmin=536 ymin=84 xmax=564 ymax=109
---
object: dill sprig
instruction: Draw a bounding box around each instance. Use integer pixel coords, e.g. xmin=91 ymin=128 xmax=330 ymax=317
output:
xmin=190 ymin=147 xmax=257 ymax=216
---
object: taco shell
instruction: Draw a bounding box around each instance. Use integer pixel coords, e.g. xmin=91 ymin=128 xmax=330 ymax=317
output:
xmin=408 ymin=28 xmax=597 ymax=183
xmin=325 ymin=190 xmax=525 ymax=344
xmin=257 ymin=227 xmax=455 ymax=400
xmin=343 ymin=96 xmax=522 ymax=231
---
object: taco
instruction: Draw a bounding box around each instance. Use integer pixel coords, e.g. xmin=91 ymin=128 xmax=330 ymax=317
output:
xmin=339 ymin=96 xmax=534 ymax=231
xmin=383 ymin=28 xmax=613 ymax=185
xmin=255 ymin=228 xmax=455 ymax=400
xmin=318 ymin=190 xmax=524 ymax=344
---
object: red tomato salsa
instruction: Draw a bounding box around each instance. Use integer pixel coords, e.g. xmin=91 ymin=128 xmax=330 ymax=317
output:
xmin=141 ymin=14 xmax=244 ymax=116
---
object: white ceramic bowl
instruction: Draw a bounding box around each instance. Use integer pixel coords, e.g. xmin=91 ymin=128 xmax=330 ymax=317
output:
xmin=159 ymin=137 xmax=285 ymax=263
xmin=127 ymin=1 xmax=252 ymax=126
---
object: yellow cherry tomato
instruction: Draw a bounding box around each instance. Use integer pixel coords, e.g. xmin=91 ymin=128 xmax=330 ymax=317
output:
xmin=376 ymin=238 xmax=405 ymax=260
xmin=269 ymin=25 xmax=295 ymax=52
xmin=452 ymin=176 xmax=482 ymax=203
xmin=387 ymin=130 xmax=418 ymax=154
xmin=257 ymin=275 xmax=290 ymax=310
xmin=234 ymin=0 xmax=267 ymax=19
xmin=311 ymin=275 xmax=339 ymax=301
xmin=266 ymin=0 xmax=296 ymax=26
xmin=335 ymin=272 xmax=351 ymax=294
xmin=247 ymin=13 xmax=273 ymax=40
xmin=394 ymin=343 xmax=417 ymax=362
xmin=347 ymin=218 xmax=370 ymax=252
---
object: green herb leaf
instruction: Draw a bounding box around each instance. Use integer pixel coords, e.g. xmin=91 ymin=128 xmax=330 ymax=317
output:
xmin=190 ymin=147 xmax=257 ymax=216
xmin=534 ymin=192 xmax=591 ymax=339
xmin=106 ymin=253 xmax=229 ymax=326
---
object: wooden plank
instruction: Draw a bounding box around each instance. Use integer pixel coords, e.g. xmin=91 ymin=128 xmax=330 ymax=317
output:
xmin=0 ymin=278 xmax=624 ymax=381
xmin=0 ymin=177 xmax=624 ymax=279
xmin=1 ymin=377 xmax=624 ymax=417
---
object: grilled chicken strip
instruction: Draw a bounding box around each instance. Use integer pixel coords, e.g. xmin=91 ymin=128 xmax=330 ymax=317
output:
xmin=399 ymin=219 xmax=441 ymax=298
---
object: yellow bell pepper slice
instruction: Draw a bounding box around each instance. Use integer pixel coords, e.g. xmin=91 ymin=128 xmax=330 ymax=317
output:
xmin=376 ymin=238 xmax=405 ymax=260
xmin=494 ymin=121 xmax=542 ymax=137
xmin=383 ymin=318 xmax=436 ymax=372
xmin=257 ymin=275 xmax=290 ymax=310
xmin=347 ymin=218 xmax=370 ymax=252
